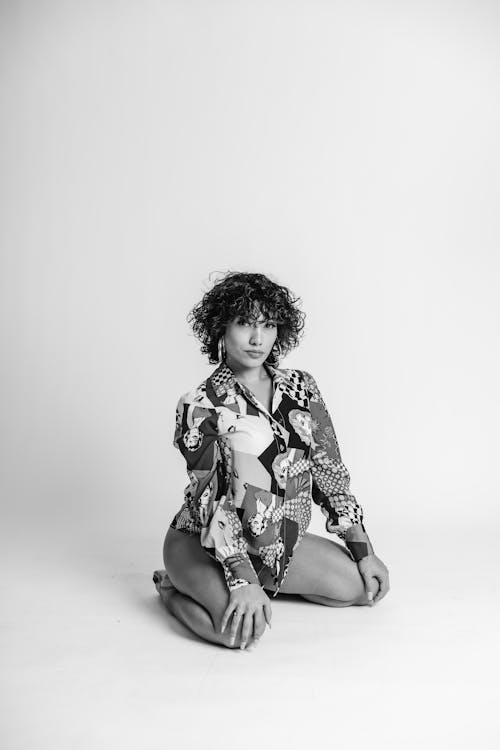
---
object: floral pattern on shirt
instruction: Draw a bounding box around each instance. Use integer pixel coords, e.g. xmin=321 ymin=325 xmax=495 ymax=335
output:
xmin=170 ymin=361 xmax=364 ymax=596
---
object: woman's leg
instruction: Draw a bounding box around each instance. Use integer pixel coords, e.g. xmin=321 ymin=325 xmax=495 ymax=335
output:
xmin=268 ymin=531 xmax=379 ymax=606
xmin=154 ymin=571 xmax=226 ymax=645
xmin=155 ymin=527 xmax=257 ymax=649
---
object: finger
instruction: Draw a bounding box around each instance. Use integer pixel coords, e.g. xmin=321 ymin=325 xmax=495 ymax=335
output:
xmin=373 ymin=575 xmax=390 ymax=603
xmin=240 ymin=612 xmax=254 ymax=650
xmin=229 ymin=609 xmax=244 ymax=646
xmin=263 ymin=602 xmax=272 ymax=629
xmin=247 ymin=608 xmax=268 ymax=650
xmin=220 ymin=603 xmax=236 ymax=634
xmin=221 ymin=600 xmax=240 ymax=634
xmin=359 ymin=571 xmax=371 ymax=596
xmin=361 ymin=573 xmax=376 ymax=605
xmin=253 ymin=609 xmax=266 ymax=639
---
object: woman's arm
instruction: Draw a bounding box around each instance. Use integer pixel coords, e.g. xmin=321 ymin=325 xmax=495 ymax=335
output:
xmin=300 ymin=371 xmax=390 ymax=603
xmin=173 ymin=392 xmax=261 ymax=592
xmin=299 ymin=370 xmax=375 ymax=561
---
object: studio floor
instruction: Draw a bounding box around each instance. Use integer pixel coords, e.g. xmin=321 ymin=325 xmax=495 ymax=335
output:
xmin=2 ymin=520 xmax=498 ymax=750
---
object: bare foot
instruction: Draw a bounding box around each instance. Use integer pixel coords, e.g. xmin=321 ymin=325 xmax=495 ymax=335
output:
xmin=152 ymin=569 xmax=175 ymax=594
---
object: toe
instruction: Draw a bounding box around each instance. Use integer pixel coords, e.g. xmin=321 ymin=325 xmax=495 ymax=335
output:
xmin=153 ymin=569 xmax=175 ymax=593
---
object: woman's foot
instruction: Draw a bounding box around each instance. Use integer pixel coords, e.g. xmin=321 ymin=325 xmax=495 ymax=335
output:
xmin=153 ymin=569 xmax=175 ymax=594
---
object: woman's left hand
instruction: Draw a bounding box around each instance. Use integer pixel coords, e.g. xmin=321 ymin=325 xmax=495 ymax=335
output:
xmin=357 ymin=554 xmax=390 ymax=605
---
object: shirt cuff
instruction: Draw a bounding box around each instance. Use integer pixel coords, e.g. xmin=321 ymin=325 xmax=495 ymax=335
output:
xmin=344 ymin=522 xmax=374 ymax=562
xmin=222 ymin=551 xmax=261 ymax=591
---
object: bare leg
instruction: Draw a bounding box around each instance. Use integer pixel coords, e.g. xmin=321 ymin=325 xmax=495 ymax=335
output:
xmin=161 ymin=589 xmax=229 ymax=646
xmin=154 ymin=530 xmax=261 ymax=649
xmin=153 ymin=569 xmax=234 ymax=648
xmin=300 ymin=593 xmax=363 ymax=607
xmin=266 ymin=531 xmax=379 ymax=606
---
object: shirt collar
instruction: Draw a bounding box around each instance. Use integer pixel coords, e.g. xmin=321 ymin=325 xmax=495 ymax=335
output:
xmin=207 ymin=359 xmax=287 ymax=413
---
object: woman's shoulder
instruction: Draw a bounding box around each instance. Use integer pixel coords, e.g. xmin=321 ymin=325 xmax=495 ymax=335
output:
xmin=278 ymin=367 xmax=322 ymax=404
xmin=175 ymin=375 xmax=215 ymax=411
xmin=276 ymin=365 xmax=316 ymax=386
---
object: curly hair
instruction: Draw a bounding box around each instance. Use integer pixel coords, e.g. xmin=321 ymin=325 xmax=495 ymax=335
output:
xmin=187 ymin=271 xmax=306 ymax=365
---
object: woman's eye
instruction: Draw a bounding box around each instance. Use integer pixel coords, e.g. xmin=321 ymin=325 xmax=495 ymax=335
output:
xmin=237 ymin=318 xmax=275 ymax=328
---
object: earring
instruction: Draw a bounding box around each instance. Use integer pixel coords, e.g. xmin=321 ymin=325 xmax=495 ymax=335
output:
xmin=218 ymin=336 xmax=226 ymax=362
xmin=270 ymin=340 xmax=282 ymax=365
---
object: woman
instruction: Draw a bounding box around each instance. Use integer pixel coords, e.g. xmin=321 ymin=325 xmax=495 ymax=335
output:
xmin=153 ymin=271 xmax=390 ymax=651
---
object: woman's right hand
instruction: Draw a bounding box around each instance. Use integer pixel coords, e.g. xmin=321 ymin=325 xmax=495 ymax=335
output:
xmin=221 ymin=583 xmax=272 ymax=650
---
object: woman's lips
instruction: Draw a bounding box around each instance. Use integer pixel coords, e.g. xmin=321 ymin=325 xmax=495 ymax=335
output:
xmin=246 ymin=350 xmax=264 ymax=357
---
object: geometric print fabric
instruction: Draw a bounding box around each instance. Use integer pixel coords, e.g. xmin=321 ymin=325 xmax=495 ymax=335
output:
xmin=170 ymin=360 xmax=366 ymax=597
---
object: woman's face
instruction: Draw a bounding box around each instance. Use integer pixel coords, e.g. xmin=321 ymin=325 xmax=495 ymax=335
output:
xmin=224 ymin=310 xmax=278 ymax=371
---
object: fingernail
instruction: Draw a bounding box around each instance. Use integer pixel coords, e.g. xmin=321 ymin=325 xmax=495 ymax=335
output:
xmin=240 ymin=642 xmax=246 ymax=650
xmin=367 ymin=592 xmax=373 ymax=602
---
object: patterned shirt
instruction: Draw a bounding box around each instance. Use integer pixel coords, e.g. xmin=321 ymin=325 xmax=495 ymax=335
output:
xmin=170 ymin=360 xmax=365 ymax=597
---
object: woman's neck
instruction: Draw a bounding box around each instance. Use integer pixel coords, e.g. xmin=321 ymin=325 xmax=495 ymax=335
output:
xmin=226 ymin=359 xmax=269 ymax=385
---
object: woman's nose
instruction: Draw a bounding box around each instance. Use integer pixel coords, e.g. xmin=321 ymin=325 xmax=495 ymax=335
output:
xmin=250 ymin=326 xmax=262 ymax=344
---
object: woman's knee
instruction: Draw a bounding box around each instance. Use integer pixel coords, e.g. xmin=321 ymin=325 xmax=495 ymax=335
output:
xmin=322 ymin=558 xmax=369 ymax=604
xmin=162 ymin=528 xmax=240 ymax=637
xmin=340 ymin=573 xmax=380 ymax=606
xmin=169 ymin=589 xmax=246 ymax=649
xmin=332 ymin=582 xmax=367 ymax=605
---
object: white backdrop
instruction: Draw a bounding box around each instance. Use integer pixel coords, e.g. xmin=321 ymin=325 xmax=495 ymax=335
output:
xmin=2 ymin=0 xmax=499 ymax=546
xmin=1 ymin=5 xmax=500 ymax=746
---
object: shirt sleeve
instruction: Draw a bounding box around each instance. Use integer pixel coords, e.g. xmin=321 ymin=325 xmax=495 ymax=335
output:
xmin=300 ymin=370 xmax=365 ymax=540
xmin=173 ymin=392 xmax=261 ymax=592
